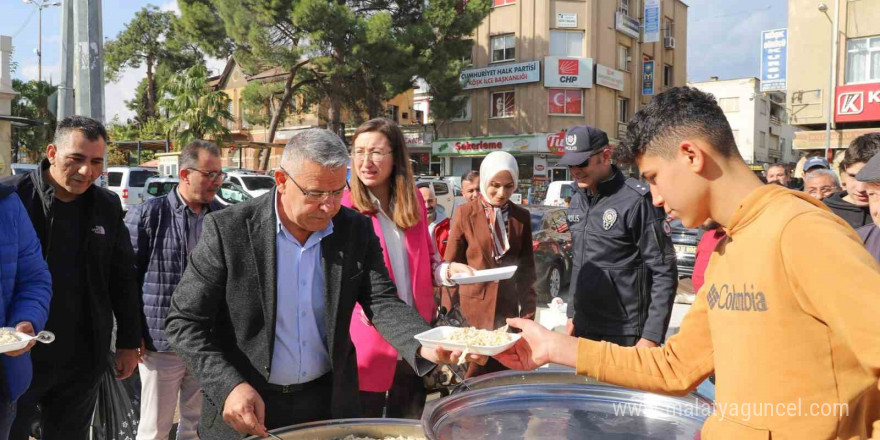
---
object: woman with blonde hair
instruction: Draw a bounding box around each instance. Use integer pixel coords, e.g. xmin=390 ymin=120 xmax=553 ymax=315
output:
xmin=342 ymin=118 xmax=472 ymax=418
xmin=442 ymin=151 xmax=537 ymax=378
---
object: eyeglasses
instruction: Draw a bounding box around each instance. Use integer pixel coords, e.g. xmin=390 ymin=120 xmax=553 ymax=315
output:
xmin=280 ymin=166 xmax=349 ymax=202
xmin=187 ymin=168 xmax=227 ymax=181
xmin=353 ymin=149 xmax=392 ymax=163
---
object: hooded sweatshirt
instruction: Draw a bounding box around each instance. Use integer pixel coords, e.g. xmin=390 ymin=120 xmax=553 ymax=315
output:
xmin=576 ymin=185 xmax=880 ymax=439
xmin=825 ymin=191 xmax=872 ymax=229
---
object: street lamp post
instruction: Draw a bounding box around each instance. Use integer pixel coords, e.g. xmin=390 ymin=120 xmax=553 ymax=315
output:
xmin=819 ymin=1 xmax=840 ymax=162
xmin=23 ymin=0 xmax=62 ymax=83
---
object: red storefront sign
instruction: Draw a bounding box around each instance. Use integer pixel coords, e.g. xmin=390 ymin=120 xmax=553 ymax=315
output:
xmin=835 ymin=83 xmax=880 ymax=123
xmin=547 ymin=132 xmax=566 ymax=155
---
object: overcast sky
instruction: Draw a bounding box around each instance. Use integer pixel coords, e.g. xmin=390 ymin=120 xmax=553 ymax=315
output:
xmin=2 ymin=0 xmax=787 ymax=121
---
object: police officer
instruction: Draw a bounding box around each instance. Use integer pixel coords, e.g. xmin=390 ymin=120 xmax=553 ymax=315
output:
xmin=559 ymin=125 xmax=677 ymax=348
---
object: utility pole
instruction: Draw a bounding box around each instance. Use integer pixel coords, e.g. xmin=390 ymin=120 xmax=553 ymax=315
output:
xmin=71 ymin=0 xmax=104 ymax=122
xmin=23 ymin=0 xmax=62 ymax=83
xmin=57 ymin=0 xmax=74 ymax=120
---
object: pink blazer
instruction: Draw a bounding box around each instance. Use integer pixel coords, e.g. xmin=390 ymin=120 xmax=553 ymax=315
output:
xmin=341 ymin=189 xmax=438 ymax=392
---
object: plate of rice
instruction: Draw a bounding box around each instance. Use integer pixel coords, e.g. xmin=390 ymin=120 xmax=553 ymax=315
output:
xmin=415 ymin=326 xmax=520 ymax=359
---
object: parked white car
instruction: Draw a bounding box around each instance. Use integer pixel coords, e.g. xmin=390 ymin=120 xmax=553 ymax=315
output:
xmin=106 ymin=166 xmax=158 ymax=210
xmin=143 ymin=176 xmax=253 ymax=206
xmin=543 ymin=181 xmax=575 ymax=207
xmin=415 ymin=177 xmax=456 ymax=215
xmin=226 ymin=171 xmax=276 ymax=198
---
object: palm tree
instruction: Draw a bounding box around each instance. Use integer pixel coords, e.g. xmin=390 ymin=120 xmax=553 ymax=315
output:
xmin=160 ymin=64 xmax=232 ymax=148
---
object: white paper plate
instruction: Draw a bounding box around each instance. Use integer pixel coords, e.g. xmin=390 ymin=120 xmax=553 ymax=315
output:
xmin=415 ymin=326 xmax=520 ymax=356
xmin=0 ymin=329 xmax=55 ymax=354
xmin=450 ymin=266 xmax=517 ymax=285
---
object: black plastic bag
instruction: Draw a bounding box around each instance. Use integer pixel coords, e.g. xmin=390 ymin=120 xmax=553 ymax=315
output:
xmin=90 ymin=355 xmax=140 ymax=440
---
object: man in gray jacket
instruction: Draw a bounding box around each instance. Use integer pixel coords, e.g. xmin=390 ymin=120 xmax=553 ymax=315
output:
xmin=125 ymin=140 xmax=226 ymax=440
xmin=166 ymin=129 xmax=473 ymax=439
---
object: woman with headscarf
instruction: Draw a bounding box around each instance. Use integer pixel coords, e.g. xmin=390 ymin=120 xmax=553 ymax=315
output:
xmin=442 ymin=151 xmax=537 ymax=378
xmin=342 ymin=118 xmax=474 ymax=419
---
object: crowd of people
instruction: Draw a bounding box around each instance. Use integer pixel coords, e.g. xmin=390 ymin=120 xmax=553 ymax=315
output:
xmin=0 ymin=85 xmax=878 ymax=440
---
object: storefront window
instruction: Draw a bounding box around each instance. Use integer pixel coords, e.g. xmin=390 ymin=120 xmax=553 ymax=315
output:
xmin=411 ymin=152 xmax=431 ymax=176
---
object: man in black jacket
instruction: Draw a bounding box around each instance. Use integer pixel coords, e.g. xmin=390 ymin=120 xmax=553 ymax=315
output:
xmin=825 ymin=133 xmax=880 ymax=229
xmin=1 ymin=116 xmax=142 ymax=440
xmin=560 ymin=125 xmax=678 ymax=348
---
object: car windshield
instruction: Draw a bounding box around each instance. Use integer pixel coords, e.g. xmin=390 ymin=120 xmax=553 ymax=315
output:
xmin=240 ymin=176 xmax=275 ymax=191
xmin=218 ymin=182 xmax=253 ymax=204
xmin=529 ymin=211 xmax=545 ymax=232
xmin=147 ymin=182 xmax=177 ymax=197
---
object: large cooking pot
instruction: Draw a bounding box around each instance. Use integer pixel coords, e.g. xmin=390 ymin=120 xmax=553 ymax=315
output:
xmin=423 ymin=383 xmax=713 ymax=439
xmin=451 ymin=365 xmax=602 ymax=394
xmin=246 ymin=418 xmax=425 ymax=439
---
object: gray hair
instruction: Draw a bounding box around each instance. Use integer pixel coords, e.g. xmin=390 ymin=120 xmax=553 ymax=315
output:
xmin=804 ymin=168 xmax=841 ymax=187
xmin=281 ymin=129 xmax=350 ymax=173
xmin=178 ymin=140 xmax=221 ymax=170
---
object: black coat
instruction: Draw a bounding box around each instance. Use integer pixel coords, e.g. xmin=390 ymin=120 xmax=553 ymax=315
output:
xmin=565 ymin=167 xmax=678 ymax=343
xmin=0 ymin=160 xmax=143 ymax=370
xmin=165 ymin=190 xmax=433 ymax=439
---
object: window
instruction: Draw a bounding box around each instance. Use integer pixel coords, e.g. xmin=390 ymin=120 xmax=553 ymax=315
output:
xmin=719 ymin=97 xmax=740 ymax=113
xmin=452 ymin=96 xmax=471 ymax=121
xmin=491 ymin=34 xmax=516 ymax=62
xmin=760 ymin=99 xmax=768 ymax=115
xmin=129 ymin=170 xmax=157 ymax=188
xmin=433 ymin=182 xmax=450 ymax=196
xmin=490 ymin=90 xmax=515 ymax=118
xmin=845 ymin=36 xmax=880 ymax=84
xmin=618 ymin=45 xmax=631 ymax=71
xmin=108 ymin=172 xmax=123 ymax=188
xmin=550 ymin=31 xmax=584 ymax=57
xmin=385 ymin=105 xmax=400 ymax=123
xmin=664 ymin=20 xmax=675 ymax=39
xmin=617 ymin=97 xmax=629 ymax=123
xmin=548 ymin=89 xmax=582 ymax=115
xmin=619 ymin=0 xmax=629 ymax=16
xmin=758 ymin=131 xmax=766 ymax=150
xmin=663 ymin=64 xmax=673 ymax=87
xmin=493 ymin=0 xmax=515 ymax=6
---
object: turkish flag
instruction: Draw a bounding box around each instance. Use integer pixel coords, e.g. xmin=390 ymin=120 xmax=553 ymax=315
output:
xmin=549 ymin=89 xmax=581 ymax=114
xmin=565 ymin=90 xmax=581 ymax=114
xmin=549 ymin=89 xmax=566 ymax=113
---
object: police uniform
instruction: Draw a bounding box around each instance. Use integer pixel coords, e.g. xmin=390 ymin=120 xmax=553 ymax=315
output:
xmin=558 ymin=126 xmax=678 ymax=346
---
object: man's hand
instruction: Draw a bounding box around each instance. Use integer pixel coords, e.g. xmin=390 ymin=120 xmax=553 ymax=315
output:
xmin=564 ymin=318 xmax=575 ymax=336
xmin=494 ymin=318 xmax=578 ymax=370
xmin=447 ymin=262 xmax=475 ymax=281
xmin=114 ymin=348 xmax=139 ymax=380
xmin=419 ymin=345 xmax=488 ymax=366
xmin=5 ymin=322 xmax=36 ymax=357
xmin=635 ymin=338 xmax=659 ymax=348
xmin=223 ymin=382 xmax=268 ymax=437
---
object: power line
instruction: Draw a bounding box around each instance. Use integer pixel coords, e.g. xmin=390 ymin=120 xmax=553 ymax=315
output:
xmin=11 ymin=8 xmax=38 ymax=38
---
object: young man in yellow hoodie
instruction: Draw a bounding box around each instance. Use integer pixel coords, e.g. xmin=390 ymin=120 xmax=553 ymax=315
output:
xmin=495 ymin=86 xmax=880 ymax=440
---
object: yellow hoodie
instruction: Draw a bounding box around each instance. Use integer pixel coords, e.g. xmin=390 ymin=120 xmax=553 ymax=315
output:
xmin=576 ymin=185 xmax=880 ymax=439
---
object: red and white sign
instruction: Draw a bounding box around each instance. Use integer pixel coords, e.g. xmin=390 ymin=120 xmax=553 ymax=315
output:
xmin=548 ymin=89 xmax=582 ymax=115
xmin=544 ymin=56 xmax=593 ymax=88
xmin=835 ymin=83 xmax=880 ymax=123
xmin=547 ymin=132 xmax=567 ymax=155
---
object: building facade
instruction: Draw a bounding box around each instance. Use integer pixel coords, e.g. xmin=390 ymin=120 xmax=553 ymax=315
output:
xmin=208 ymin=58 xmax=431 ymax=171
xmin=0 ymin=36 xmax=15 ymax=177
xmin=689 ymin=77 xmax=795 ymax=168
xmin=430 ymin=0 xmax=687 ymax=202
xmin=788 ymin=0 xmax=880 ymax=172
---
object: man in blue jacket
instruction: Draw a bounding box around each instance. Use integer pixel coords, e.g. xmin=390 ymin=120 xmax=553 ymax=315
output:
xmin=0 ymin=183 xmax=52 ymax=438
xmin=125 ymin=140 xmax=225 ymax=440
